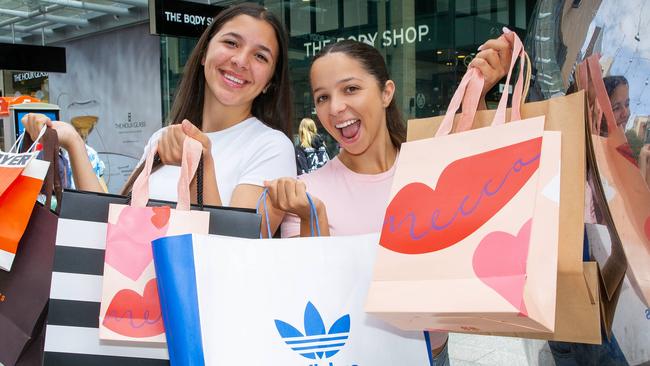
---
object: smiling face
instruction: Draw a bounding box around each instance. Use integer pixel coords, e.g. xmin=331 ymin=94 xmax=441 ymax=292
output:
xmin=609 ymin=83 xmax=630 ymax=130
xmin=201 ymin=14 xmax=278 ymax=113
xmin=310 ymin=52 xmax=395 ymax=156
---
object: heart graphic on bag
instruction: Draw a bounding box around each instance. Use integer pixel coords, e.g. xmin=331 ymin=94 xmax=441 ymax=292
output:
xmin=102 ymin=278 xmax=165 ymax=338
xmin=472 ymin=219 xmax=532 ymax=314
xmin=105 ymin=206 xmax=171 ymax=281
xmin=381 ymin=137 xmax=541 ymax=254
xmin=150 ymin=206 xmax=170 ymax=229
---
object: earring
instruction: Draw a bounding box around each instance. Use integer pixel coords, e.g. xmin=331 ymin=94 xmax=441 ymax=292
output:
xmin=263 ymin=84 xmax=271 ymax=94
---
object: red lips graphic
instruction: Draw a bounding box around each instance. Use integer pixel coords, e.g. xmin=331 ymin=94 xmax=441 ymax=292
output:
xmin=381 ymin=137 xmax=542 ymax=254
xmin=102 ymin=278 xmax=165 ymax=338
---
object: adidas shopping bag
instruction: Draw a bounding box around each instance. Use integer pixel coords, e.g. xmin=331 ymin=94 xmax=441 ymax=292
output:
xmin=152 ymin=231 xmax=430 ymax=365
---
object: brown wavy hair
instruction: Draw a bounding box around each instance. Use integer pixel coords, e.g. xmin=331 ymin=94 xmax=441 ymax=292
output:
xmin=310 ymin=40 xmax=405 ymax=149
xmin=122 ymin=3 xmax=292 ymax=194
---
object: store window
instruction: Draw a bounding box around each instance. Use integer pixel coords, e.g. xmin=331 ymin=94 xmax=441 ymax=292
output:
xmin=2 ymin=71 xmax=50 ymax=102
xmin=160 ymin=0 xmax=535 ymax=150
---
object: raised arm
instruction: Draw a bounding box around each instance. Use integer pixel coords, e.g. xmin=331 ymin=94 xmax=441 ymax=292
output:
xmin=22 ymin=113 xmax=104 ymax=192
xmin=470 ymin=29 xmax=516 ymax=110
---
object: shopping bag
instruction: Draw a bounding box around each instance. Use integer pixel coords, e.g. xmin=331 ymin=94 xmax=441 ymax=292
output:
xmin=578 ymin=55 xmax=650 ymax=307
xmin=45 ymin=183 xmax=261 ymax=363
xmin=403 ymin=41 xmax=600 ymax=343
xmin=0 ymin=128 xmax=49 ymax=271
xmin=367 ymin=32 xmax=565 ymax=336
xmin=587 ymin=223 xmax=650 ymax=365
xmin=98 ymin=137 xmax=210 ymax=344
xmin=0 ymin=129 xmax=61 ymax=365
xmin=152 ymin=231 xmax=431 ymax=365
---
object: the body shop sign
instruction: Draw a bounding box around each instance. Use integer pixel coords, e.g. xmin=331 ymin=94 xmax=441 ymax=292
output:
xmin=148 ymin=0 xmax=223 ymax=38
xmin=303 ymin=25 xmax=430 ymax=57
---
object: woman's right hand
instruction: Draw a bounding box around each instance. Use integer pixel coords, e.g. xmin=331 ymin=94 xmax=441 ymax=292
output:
xmin=157 ymin=119 xmax=212 ymax=166
xmin=21 ymin=113 xmax=82 ymax=149
xmin=264 ymin=177 xmax=319 ymax=221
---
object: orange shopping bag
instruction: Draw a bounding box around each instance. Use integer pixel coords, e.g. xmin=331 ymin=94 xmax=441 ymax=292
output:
xmin=0 ymin=128 xmax=50 ymax=271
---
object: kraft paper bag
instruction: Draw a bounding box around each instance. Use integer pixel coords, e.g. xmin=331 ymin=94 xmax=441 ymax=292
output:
xmin=407 ymin=92 xmax=602 ymax=344
xmin=404 ymin=36 xmax=602 ymax=343
xmin=588 ymin=223 xmax=650 ymax=365
xmin=369 ymin=31 xmax=600 ymax=343
xmin=578 ymin=55 xmax=650 ymax=308
xmin=98 ymin=137 xmax=209 ymax=344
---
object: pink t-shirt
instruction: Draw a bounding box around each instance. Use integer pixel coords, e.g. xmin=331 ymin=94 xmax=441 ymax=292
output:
xmin=281 ymin=156 xmax=396 ymax=237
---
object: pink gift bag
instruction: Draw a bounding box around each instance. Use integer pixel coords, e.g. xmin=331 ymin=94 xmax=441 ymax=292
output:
xmin=366 ymin=36 xmax=561 ymax=334
xmin=99 ymin=137 xmax=209 ymax=344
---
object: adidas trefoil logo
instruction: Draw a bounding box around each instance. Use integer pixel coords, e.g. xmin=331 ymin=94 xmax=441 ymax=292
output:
xmin=274 ymin=302 xmax=351 ymax=361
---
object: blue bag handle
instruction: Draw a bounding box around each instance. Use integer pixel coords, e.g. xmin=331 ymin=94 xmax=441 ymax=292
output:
xmin=256 ymin=187 xmax=320 ymax=238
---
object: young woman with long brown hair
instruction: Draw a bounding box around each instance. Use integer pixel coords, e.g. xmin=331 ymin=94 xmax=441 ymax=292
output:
xmin=23 ymin=3 xmax=296 ymax=235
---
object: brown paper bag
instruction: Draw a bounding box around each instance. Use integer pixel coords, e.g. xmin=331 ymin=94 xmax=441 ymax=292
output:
xmin=577 ymin=56 xmax=650 ymax=306
xmin=407 ymin=90 xmax=601 ymax=344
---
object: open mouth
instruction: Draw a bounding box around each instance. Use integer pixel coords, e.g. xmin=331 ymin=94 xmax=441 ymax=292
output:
xmin=335 ymin=118 xmax=361 ymax=140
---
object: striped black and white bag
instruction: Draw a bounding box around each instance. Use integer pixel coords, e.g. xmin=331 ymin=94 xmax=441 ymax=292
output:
xmin=44 ymin=189 xmax=261 ymax=365
xmin=44 ymin=190 xmax=169 ymax=365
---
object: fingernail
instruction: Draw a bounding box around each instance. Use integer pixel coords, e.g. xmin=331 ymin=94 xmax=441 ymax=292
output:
xmin=502 ymin=26 xmax=511 ymax=34
xmin=477 ymin=44 xmax=484 ymax=51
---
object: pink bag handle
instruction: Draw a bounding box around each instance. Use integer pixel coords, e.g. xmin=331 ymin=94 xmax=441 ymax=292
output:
xmin=131 ymin=135 xmax=203 ymax=211
xmin=493 ymin=30 xmax=526 ymax=125
xmin=436 ymin=67 xmax=485 ymax=136
xmin=436 ymin=29 xmax=527 ymax=137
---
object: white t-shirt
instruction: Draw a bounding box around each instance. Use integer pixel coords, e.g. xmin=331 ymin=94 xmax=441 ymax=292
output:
xmin=140 ymin=117 xmax=296 ymax=206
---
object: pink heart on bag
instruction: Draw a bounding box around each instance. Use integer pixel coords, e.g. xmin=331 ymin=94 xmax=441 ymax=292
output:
xmin=472 ymin=219 xmax=532 ymax=315
xmin=105 ymin=206 xmax=170 ymax=281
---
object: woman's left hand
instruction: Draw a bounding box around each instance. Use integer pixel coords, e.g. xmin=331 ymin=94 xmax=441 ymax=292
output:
xmin=157 ymin=119 xmax=212 ymax=165
xmin=470 ymin=28 xmax=516 ymax=98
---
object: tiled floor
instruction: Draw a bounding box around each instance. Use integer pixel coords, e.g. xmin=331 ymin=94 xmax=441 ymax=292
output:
xmin=448 ymin=333 xmax=556 ymax=366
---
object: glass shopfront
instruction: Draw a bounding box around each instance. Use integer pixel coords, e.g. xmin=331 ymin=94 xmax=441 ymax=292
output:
xmin=160 ymin=0 xmax=536 ymax=146
xmin=2 ymin=71 xmax=50 ymax=102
